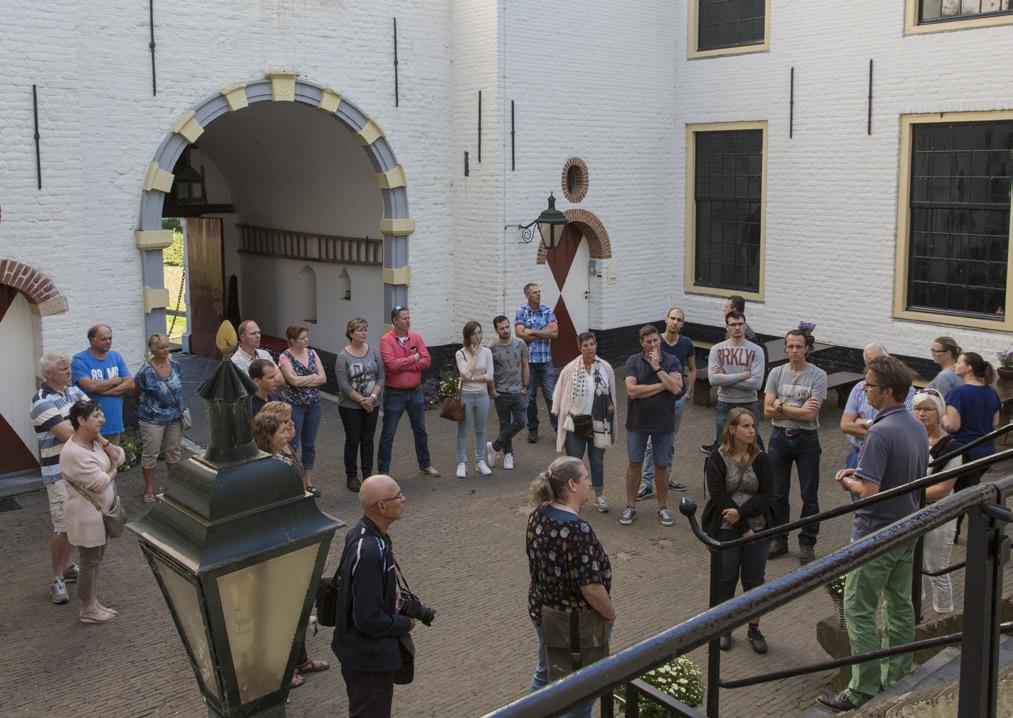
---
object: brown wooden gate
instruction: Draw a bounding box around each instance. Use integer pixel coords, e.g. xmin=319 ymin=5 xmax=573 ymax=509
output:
xmin=185 ymin=217 xmax=225 ymax=359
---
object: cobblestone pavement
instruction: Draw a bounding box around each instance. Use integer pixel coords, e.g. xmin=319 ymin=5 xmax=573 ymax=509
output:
xmin=2 ymin=358 xmax=1010 ymax=717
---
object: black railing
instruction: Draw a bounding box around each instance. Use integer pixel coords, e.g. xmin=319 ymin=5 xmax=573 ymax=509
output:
xmin=483 ymin=424 xmax=1012 ymax=718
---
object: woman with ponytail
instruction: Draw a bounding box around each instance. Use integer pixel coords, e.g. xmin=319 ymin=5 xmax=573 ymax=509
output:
xmin=944 ymin=352 xmax=1001 ymax=512
xmin=525 ymin=456 xmax=614 ymax=717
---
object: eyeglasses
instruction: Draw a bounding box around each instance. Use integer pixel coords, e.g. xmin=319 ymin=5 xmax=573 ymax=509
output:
xmin=930 ymin=349 xmax=947 ymax=354
xmin=920 ymin=388 xmax=942 ymax=398
xmin=913 ymin=406 xmax=938 ymax=413
xmin=373 ymin=492 xmax=405 ymax=507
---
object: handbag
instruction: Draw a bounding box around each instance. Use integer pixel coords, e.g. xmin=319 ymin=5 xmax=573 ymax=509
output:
xmin=571 ymin=414 xmax=594 ymax=440
xmin=315 ymin=538 xmax=355 ymax=627
xmin=541 ymin=606 xmax=610 ymax=682
xmin=68 ymin=480 xmax=128 ymax=539
xmin=181 ymin=408 xmax=192 ymax=430
xmin=439 ymin=378 xmax=465 ymax=423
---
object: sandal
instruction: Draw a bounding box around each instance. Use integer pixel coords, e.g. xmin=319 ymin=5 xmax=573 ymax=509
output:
xmin=290 ymin=672 xmax=305 ymax=689
xmin=297 ymin=659 xmax=330 ymax=674
xmin=80 ymin=610 xmax=115 ymax=624
xmin=143 ymin=494 xmax=156 ymax=504
xmin=306 ymin=486 xmax=321 ymax=497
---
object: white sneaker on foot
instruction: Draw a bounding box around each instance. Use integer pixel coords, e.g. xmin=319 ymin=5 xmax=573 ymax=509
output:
xmin=51 ymin=578 xmax=69 ymax=604
xmin=476 ymin=461 xmax=493 ymax=476
xmin=595 ymin=495 xmax=610 ymax=513
xmin=486 ymin=442 xmax=501 ymax=467
xmin=456 ymin=462 xmax=467 ymax=478
xmin=503 ymin=453 xmax=514 ymax=470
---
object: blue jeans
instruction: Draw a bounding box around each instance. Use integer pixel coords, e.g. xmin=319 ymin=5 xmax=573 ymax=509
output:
xmin=714 ymin=400 xmax=763 ymax=449
xmin=642 ymin=397 xmax=686 ymax=485
xmin=564 ymin=431 xmax=605 ymax=491
xmin=457 ymin=392 xmax=490 ymax=464
xmin=768 ymin=429 xmax=822 ymax=547
xmin=493 ymin=391 xmax=528 ymax=454
xmin=290 ymin=401 xmax=321 ymax=469
xmin=377 ymin=386 xmax=432 ymax=473
xmin=527 ymin=363 xmax=558 ymax=432
xmin=715 ymin=528 xmax=770 ymax=609
xmin=845 ymin=445 xmax=860 ymax=469
xmin=531 ymin=620 xmax=613 ymax=718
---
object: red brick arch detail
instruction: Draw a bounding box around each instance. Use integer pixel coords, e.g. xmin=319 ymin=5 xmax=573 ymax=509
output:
xmin=0 ymin=259 xmax=69 ymax=316
xmin=536 ymin=209 xmax=612 ymax=264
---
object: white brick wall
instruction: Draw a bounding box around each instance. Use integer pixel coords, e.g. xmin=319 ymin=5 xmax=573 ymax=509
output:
xmin=2 ymin=1 xmax=1010 ymax=370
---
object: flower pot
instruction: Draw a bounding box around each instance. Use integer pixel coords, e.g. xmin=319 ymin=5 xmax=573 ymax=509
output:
xmin=998 ymin=367 xmax=1013 ymax=382
xmin=830 ymin=593 xmax=847 ymax=629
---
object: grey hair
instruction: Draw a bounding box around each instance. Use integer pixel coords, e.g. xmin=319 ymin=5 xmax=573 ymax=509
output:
xmin=864 ymin=342 xmax=889 ymax=359
xmin=39 ymin=352 xmax=70 ymax=374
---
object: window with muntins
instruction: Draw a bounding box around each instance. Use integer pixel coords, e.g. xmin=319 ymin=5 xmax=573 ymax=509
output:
xmin=694 ymin=129 xmax=763 ymax=293
xmin=698 ymin=0 xmax=766 ymax=51
xmin=907 ymin=120 xmax=1012 ymax=319
xmin=919 ymin=0 xmax=1012 ymax=23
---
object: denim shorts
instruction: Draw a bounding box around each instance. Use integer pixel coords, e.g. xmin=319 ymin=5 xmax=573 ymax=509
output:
xmin=627 ymin=430 xmax=674 ymax=465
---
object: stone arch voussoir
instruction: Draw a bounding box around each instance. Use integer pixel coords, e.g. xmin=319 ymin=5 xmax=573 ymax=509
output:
xmin=0 ymin=259 xmax=69 ymax=315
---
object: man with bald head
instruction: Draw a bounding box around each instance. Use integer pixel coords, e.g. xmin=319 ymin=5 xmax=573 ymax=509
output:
xmin=840 ymin=343 xmax=917 ymax=470
xmin=333 ymin=475 xmax=416 ymax=717
xmin=72 ymin=324 xmax=134 ymax=443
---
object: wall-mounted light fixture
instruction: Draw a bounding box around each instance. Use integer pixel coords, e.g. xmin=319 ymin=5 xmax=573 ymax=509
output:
xmin=516 ymin=192 xmax=567 ymax=250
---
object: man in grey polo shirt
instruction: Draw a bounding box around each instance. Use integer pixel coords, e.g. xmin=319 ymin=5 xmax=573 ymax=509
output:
xmin=486 ymin=314 xmax=529 ymax=470
xmin=817 ymin=355 xmax=928 ymax=713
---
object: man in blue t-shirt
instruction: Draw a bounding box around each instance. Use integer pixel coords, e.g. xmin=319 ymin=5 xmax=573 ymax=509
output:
xmin=817 ymin=355 xmax=928 ymax=713
xmin=638 ymin=307 xmax=696 ymax=499
xmin=620 ymin=325 xmax=683 ymax=528
xmin=71 ymin=324 xmax=134 ymax=442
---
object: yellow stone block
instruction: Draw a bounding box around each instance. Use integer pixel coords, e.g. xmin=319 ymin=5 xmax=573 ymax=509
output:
xmin=356 ymin=118 xmax=384 ymax=146
xmin=171 ymin=111 xmax=204 ymax=144
xmin=143 ymin=163 xmax=174 ymax=193
xmin=376 ymin=165 xmax=407 ymax=189
xmin=269 ymin=72 xmax=298 ymax=102
xmin=318 ymin=88 xmax=343 ymax=113
xmin=383 ymin=267 xmax=411 ymax=286
xmin=135 ymin=229 xmax=174 ymax=250
xmin=380 ymin=218 xmax=416 ymax=236
xmin=143 ymin=286 xmax=171 ymax=314
xmin=221 ymin=84 xmax=248 ymax=111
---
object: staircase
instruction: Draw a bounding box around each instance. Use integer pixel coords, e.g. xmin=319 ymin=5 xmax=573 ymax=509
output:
xmin=800 ymin=636 xmax=1013 ymax=717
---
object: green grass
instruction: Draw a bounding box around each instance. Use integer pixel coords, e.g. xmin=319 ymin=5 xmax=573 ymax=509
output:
xmin=163 ymin=264 xmax=187 ymax=341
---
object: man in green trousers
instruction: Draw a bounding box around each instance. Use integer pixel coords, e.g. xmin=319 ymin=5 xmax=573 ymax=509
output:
xmin=817 ymin=355 xmax=929 ymax=712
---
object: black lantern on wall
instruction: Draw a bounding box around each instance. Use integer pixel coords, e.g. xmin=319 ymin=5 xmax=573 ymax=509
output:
xmin=128 ymin=322 xmax=342 ymax=718
xmin=518 ymin=192 xmax=568 ymax=250
xmin=169 ymin=146 xmax=208 ymax=214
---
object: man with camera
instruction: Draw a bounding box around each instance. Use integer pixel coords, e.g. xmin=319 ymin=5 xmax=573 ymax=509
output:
xmin=332 ymin=474 xmax=434 ymax=718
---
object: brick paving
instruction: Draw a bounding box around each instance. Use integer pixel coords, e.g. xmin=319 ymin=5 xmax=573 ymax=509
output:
xmin=2 ymin=357 xmax=1010 ymax=717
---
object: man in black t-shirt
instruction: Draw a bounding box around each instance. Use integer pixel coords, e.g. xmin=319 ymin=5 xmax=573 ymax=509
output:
xmin=620 ymin=325 xmax=683 ymax=527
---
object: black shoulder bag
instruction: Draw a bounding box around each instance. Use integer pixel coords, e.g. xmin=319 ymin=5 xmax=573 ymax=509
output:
xmin=315 ymin=538 xmax=355 ymax=627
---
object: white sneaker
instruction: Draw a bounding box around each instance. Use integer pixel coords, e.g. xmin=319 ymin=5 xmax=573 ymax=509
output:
xmin=486 ymin=442 xmax=501 ymax=467
xmin=51 ymin=578 xmax=69 ymax=604
xmin=595 ymin=495 xmax=610 ymax=513
xmin=476 ymin=461 xmax=493 ymax=476
xmin=503 ymin=453 xmax=514 ymax=470
xmin=456 ymin=462 xmax=467 ymax=478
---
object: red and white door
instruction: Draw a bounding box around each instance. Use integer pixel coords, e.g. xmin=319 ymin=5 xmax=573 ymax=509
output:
xmin=537 ymin=224 xmax=591 ymax=366
xmin=0 ymin=287 xmax=41 ymax=476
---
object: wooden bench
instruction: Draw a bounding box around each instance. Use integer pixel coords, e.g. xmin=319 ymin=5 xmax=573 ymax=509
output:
xmin=824 ymin=371 xmax=865 ymax=408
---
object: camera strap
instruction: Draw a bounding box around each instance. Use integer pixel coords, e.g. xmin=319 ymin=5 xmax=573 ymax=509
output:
xmin=392 ymin=555 xmax=413 ymax=595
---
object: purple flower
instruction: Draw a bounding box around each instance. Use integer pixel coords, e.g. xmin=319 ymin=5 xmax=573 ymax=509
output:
xmin=798 ymin=321 xmax=816 ymax=333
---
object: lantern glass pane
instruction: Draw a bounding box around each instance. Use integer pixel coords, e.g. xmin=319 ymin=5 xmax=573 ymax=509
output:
xmin=539 ymin=222 xmax=554 ymax=248
xmin=153 ymin=557 xmax=221 ymax=702
xmin=217 ymin=543 xmax=320 ymax=705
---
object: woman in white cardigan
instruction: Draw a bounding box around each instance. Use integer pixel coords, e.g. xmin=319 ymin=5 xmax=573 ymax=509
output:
xmin=455 ymin=321 xmax=495 ymax=478
xmin=60 ymin=399 xmax=125 ymax=624
xmin=551 ymin=332 xmax=617 ymax=513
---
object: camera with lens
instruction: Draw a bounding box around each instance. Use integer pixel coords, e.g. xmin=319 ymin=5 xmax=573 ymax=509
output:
xmin=400 ymin=591 xmax=436 ymax=626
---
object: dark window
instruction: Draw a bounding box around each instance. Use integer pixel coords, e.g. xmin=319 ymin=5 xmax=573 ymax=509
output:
xmin=919 ymin=0 xmax=1012 ymax=23
xmin=698 ymin=0 xmax=765 ymax=52
xmin=694 ymin=129 xmax=762 ymax=293
xmin=908 ymin=120 xmax=1012 ymax=319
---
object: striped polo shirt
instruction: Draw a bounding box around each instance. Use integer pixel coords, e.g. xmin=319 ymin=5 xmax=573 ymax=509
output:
xmin=30 ymin=383 xmax=88 ymax=484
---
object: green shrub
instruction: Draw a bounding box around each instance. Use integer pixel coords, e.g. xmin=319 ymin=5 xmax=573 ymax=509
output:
xmin=615 ymin=656 xmax=705 ymax=715
xmin=163 ymin=229 xmax=184 ymax=266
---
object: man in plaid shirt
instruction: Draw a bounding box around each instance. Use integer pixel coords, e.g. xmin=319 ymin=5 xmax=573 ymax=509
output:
xmin=515 ymin=283 xmax=558 ymax=443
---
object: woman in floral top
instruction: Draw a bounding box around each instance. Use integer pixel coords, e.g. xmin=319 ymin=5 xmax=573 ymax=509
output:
xmin=278 ymin=324 xmax=327 ymax=496
xmin=526 ymin=456 xmax=614 ymax=718
xmin=133 ymin=334 xmax=184 ymax=503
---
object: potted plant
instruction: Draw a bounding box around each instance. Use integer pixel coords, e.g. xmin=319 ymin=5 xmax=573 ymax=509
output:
xmin=798 ymin=320 xmax=816 ymax=338
xmin=996 ymin=350 xmax=1013 ymax=381
xmin=615 ymin=656 xmax=704 ymax=716
xmin=826 ymin=575 xmax=847 ymax=628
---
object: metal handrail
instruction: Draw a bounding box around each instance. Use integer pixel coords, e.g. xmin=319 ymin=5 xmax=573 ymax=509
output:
xmin=684 ymin=447 xmax=1012 ymax=552
xmin=481 ymin=481 xmax=1009 ymax=718
xmin=928 ymin=422 xmax=1013 ymax=469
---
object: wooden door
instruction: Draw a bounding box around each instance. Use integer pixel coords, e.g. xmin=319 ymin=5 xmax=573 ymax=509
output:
xmin=0 ymin=287 xmax=41 ymax=475
xmin=547 ymin=224 xmax=591 ymax=366
xmin=186 ymin=217 xmax=225 ymax=359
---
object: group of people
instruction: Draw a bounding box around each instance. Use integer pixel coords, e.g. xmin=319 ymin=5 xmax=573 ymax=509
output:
xmin=31 ymin=325 xmax=186 ymax=614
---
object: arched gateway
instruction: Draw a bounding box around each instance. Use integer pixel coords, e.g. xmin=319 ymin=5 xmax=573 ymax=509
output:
xmin=134 ymin=73 xmax=415 ymax=341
